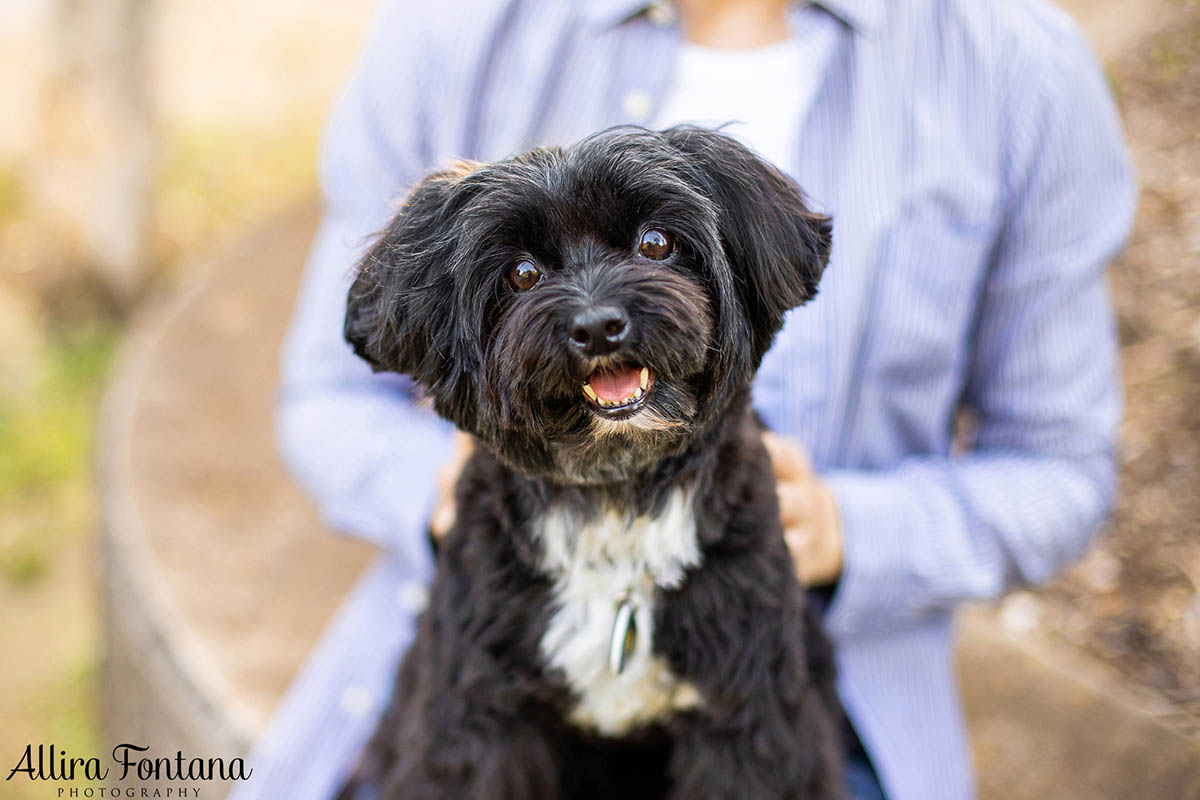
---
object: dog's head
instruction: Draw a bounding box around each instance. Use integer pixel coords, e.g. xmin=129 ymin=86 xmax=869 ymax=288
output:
xmin=346 ymin=126 xmax=830 ymax=484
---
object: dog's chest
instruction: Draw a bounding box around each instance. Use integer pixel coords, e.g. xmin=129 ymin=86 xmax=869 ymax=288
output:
xmin=536 ymin=490 xmax=704 ymax=736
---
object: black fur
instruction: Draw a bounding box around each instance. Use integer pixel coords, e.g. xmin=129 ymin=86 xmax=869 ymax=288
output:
xmin=340 ymin=126 xmax=843 ymax=799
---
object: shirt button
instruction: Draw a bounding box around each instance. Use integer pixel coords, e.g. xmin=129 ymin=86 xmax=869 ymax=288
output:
xmin=646 ymin=2 xmax=675 ymax=26
xmin=398 ymin=580 xmax=429 ymax=614
xmin=340 ymin=686 xmax=372 ymax=718
xmin=622 ymin=89 xmax=654 ymax=123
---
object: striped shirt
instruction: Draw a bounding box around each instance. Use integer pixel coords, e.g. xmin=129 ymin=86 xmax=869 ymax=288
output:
xmin=242 ymin=1 xmax=1136 ymax=798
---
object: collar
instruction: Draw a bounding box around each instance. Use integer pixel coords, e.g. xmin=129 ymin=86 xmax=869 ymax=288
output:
xmin=580 ymin=0 xmax=883 ymax=35
xmin=810 ymin=0 xmax=883 ymax=33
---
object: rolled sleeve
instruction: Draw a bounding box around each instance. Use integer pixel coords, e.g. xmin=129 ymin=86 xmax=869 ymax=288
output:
xmin=823 ymin=16 xmax=1135 ymax=642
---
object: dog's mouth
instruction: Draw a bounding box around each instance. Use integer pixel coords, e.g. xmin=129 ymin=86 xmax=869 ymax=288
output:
xmin=581 ymin=365 xmax=654 ymax=418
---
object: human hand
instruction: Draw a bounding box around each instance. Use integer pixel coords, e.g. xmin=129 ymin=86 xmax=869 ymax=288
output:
xmin=761 ymin=431 xmax=844 ymax=586
xmin=430 ymin=431 xmax=474 ymax=540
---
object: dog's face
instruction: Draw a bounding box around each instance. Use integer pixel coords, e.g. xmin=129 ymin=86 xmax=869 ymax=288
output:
xmin=346 ymin=126 xmax=830 ymax=484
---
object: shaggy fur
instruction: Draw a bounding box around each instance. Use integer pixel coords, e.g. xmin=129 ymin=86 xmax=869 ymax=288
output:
xmin=339 ymin=126 xmax=845 ymax=800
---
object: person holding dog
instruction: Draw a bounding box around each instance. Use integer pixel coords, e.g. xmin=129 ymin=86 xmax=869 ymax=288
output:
xmin=242 ymin=1 xmax=1135 ymax=798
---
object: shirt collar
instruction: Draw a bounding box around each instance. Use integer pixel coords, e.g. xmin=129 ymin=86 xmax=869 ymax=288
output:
xmin=580 ymin=0 xmax=883 ymax=34
xmin=810 ymin=0 xmax=883 ymax=33
xmin=579 ymin=0 xmax=655 ymax=29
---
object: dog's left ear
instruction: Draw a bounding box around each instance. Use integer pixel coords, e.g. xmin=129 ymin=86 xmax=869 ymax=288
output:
xmin=663 ymin=125 xmax=832 ymax=360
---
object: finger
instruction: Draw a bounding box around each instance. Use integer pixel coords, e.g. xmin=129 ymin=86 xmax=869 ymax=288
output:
xmin=785 ymin=526 xmax=824 ymax=587
xmin=435 ymin=459 xmax=459 ymax=493
xmin=799 ymin=552 xmax=835 ymax=587
xmin=776 ymin=483 xmax=812 ymax=528
xmin=783 ymin=524 xmax=810 ymax=554
xmin=438 ymin=434 xmax=473 ymax=487
xmin=807 ymin=485 xmax=844 ymax=585
xmin=432 ymin=433 xmax=473 ymax=539
xmin=793 ymin=506 xmax=844 ymax=586
xmin=782 ymin=525 xmax=813 ymax=580
xmin=761 ymin=431 xmax=794 ymax=477
xmin=430 ymin=499 xmax=456 ymax=540
xmin=762 ymin=432 xmax=812 ymax=480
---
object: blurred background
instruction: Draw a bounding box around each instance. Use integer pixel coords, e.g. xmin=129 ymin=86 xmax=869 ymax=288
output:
xmin=0 ymin=0 xmax=378 ymax=790
xmin=0 ymin=1 xmax=1196 ymax=798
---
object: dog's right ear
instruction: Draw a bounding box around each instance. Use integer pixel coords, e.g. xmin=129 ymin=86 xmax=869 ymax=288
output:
xmin=662 ymin=126 xmax=832 ymax=365
xmin=344 ymin=164 xmax=477 ymax=378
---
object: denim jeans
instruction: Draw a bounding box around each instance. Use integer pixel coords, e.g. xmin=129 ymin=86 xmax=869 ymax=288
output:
xmin=845 ymin=750 xmax=887 ymax=800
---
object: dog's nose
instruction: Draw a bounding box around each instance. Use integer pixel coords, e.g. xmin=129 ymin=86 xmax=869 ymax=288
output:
xmin=569 ymin=306 xmax=629 ymax=357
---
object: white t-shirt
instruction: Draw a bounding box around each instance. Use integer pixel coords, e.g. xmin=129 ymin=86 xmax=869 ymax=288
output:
xmin=652 ymin=35 xmax=812 ymax=178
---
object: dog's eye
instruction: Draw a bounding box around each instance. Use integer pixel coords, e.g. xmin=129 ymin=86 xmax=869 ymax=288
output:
xmin=638 ymin=229 xmax=674 ymax=260
xmin=508 ymin=259 xmax=542 ymax=292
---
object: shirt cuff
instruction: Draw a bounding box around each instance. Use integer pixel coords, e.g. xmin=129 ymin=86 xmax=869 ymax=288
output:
xmin=820 ymin=469 xmax=916 ymax=641
xmin=320 ymin=421 xmax=454 ymax=584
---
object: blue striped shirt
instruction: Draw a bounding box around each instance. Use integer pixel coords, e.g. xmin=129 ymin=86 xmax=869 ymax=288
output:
xmin=241 ymin=1 xmax=1135 ymax=798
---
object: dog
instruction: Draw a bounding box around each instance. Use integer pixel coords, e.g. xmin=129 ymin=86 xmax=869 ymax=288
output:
xmin=339 ymin=125 xmax=844 ymax=800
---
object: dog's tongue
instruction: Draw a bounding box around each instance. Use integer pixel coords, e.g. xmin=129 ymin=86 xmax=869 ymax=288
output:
xmin=588 ymin=367 xmax=642 ymax=404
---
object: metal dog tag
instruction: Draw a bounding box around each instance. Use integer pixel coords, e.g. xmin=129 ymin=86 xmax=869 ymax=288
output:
xmin=609 ymin=593 xmax=638 ymax=675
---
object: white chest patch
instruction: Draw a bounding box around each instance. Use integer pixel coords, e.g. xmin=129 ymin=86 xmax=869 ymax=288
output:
xmin=537 ymin=489 xmax=704 ymax=736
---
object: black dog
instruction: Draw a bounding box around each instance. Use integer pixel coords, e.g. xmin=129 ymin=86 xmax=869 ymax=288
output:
xmin=340 ymin=126 xmax=844 ymax=800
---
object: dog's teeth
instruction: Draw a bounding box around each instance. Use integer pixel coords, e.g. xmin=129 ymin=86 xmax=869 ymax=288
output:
xmin=586 ymin=379 xmax=648 ymax=409
xmin=639 ymin=368 xmax=649 ymax=390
